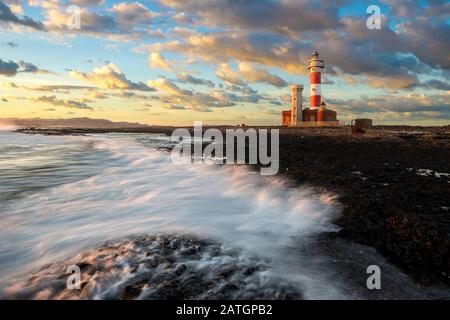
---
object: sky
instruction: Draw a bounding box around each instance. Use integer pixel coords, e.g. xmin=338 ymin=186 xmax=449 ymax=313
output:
xmin=0 ymin=0 xmax=449 ymax=126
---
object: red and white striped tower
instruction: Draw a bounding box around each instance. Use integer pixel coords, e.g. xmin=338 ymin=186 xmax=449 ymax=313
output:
xmin=307 ymin=50 xmax=325 ymax=110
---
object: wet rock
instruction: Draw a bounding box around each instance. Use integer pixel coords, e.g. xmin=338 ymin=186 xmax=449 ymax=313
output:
xmin=217 ymin=265 xmax=236 ymax=278
xmin=3 ymin=234 xmax=303 ymax=300
xmin=145 ymin=254 xmax=167 ymax=268
xmin=175 ymin=264 xmax=187 ymax=276
xmin=169 ymin=239 xmax=180 ymax=250
xmin=77 ymin=262 xmax=91 ymax=271
xmin=243 ymin=266 xmax=259 ymax=276
xmin=121 ymin=285 xmax=142 ymax=300
xmin=219 ymin=282 xmax=239 ymax=294
xmin=180 ymin=246 xmax=198 ymax=256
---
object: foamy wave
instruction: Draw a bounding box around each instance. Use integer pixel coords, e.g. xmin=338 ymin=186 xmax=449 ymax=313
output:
xmin=4 ymin=234 xmax=302 ymax=300
xmin=0 ymin=133 xmax=342 ymax=299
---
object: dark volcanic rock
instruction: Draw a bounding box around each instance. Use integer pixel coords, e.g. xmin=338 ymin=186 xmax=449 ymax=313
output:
xmin=2 ymin=234 xmax=302 ymax=300
xmin=271 ymin=128 xmax=450 ymax=285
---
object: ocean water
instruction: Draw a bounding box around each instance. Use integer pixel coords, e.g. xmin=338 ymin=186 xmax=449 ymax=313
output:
xmin=0 ymin=131 xmax=446 ymax=299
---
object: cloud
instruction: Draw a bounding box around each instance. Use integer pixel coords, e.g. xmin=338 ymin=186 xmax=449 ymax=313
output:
xmin=164 ymin=104 xmax=186 ymax=110
xmin=110 ymin=91 xmax=149 ymax=100
xmin=381 ymin=0 xmax=418 ymax=17
xmin=28 ymin=95 xmax=93 ymax=110
xmin=87 ymin=89 xmax=108 ymax=99
xmin=329 ymin=92 xmax=450 ymax=121
xmin=0 ymin=58 xmax=51 ymax=76
xmin=3 ymin=0 xmax=23 ymax=14
xmin=0 ymin=58 xmax=19 ymax=76
xmin=69 ymin=63 xmax=155 ymax=91
xmin=397 ymin=19 xmax=450 ymax=70
xmin=13 ymin=0 xmax=447 ymax=93
xmin=148 ymin=77 xmax=265 ymax=111
xmin=16 ymin=60 xmax=52 ymax=74
xmin=71 ymin=0 xmax=106 ymax=7
xmin=143 ymin=3 xmax=448 ymax=91
xmin=2 ymin=0 xmax=449 ymax=124
xmin=0 ymin=0 xmax=45 ymax=30
xmin=159 ymin=0 xmax=343 ymax=35
xmin=381 ymin=0 xmax=450 ymax=19
xmin=145 ymin=28 xmax=419 ymax=91
xmin=176 ymin=73 xmax=214 ymax=87
xmin=35 ymin=95 xmax=93 ymax=110
xmin=303 ymin=18 xmax=426 ymax=89
xmin=365 ymin=75 xmax=419 ymax=90
xmin=33 ymin=0 xmax=163 ymax=41
xmin=171 ymin=12 xmax=194 ymax=24
xmin=215 ymin=63 xmax=246 ymax=86
xmin=109 ymin=2 xmax=160 ymax=27
xmin=421 ymin=79 xmax=450 ymax=91
xmin=135 ymin=103 xmax=153 ymax=112
xmin=143 ymin=32 xmax=308 ymax=75
xmin=5 ymin=41 xmax=18 ymax=48
xmin=172 ymin=26 xmax=199 ymax=37
xmin=157 ymin=89 xmax=237 ymax=111
xmin=3 ymin=80 xmax=153 ymax=103
xmin=149 ymin=53 xmax=172 ymax=71
xmin=1 ymin=81 xmax=94 ymax=92
xmin=217 ymin=62 xmax=287 ymax=88
xmin=148 ymin=78 xmax=192 ymax=96
xmin=43 ymin=5 xmax=117 ymax=33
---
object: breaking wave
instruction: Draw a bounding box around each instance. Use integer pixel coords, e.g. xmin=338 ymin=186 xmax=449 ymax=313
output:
xmin=0 ymin=133 xmax=342 ymax=299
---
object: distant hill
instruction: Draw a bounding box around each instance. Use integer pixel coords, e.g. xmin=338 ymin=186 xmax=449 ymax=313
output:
xmin=0 ymin=117 xmax=150 ymax=129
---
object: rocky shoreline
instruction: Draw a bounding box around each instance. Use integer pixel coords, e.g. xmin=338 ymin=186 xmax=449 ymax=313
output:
xmin=271 ymin=127 xmax=450 ymax=286
xmin=3 ymin=234 xmax=301 ymax=300
xmin=15 ymin=125 xmax=450 ymax=287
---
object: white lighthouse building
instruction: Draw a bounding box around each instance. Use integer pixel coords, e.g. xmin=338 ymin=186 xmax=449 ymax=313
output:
xmin=290 ymin=84 xmax=304 ymax=126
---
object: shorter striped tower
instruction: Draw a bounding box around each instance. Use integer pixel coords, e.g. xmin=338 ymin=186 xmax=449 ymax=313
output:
xmin=307 ymin=50 xmax=325 ymax=110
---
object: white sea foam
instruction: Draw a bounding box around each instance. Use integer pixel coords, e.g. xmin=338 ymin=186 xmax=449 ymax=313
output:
xmin=0 ymin=133 xmax=342 ymax=299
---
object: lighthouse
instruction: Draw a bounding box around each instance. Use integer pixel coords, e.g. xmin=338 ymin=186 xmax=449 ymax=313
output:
xmin=307 ymin=50 xmax=325 ymax=110
xmin=280 ymin=50 xmax=338 ymax=127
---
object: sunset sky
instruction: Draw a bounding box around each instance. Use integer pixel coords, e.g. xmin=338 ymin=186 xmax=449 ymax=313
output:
xmin=0 ymin=0 xmax=449 ymax=126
